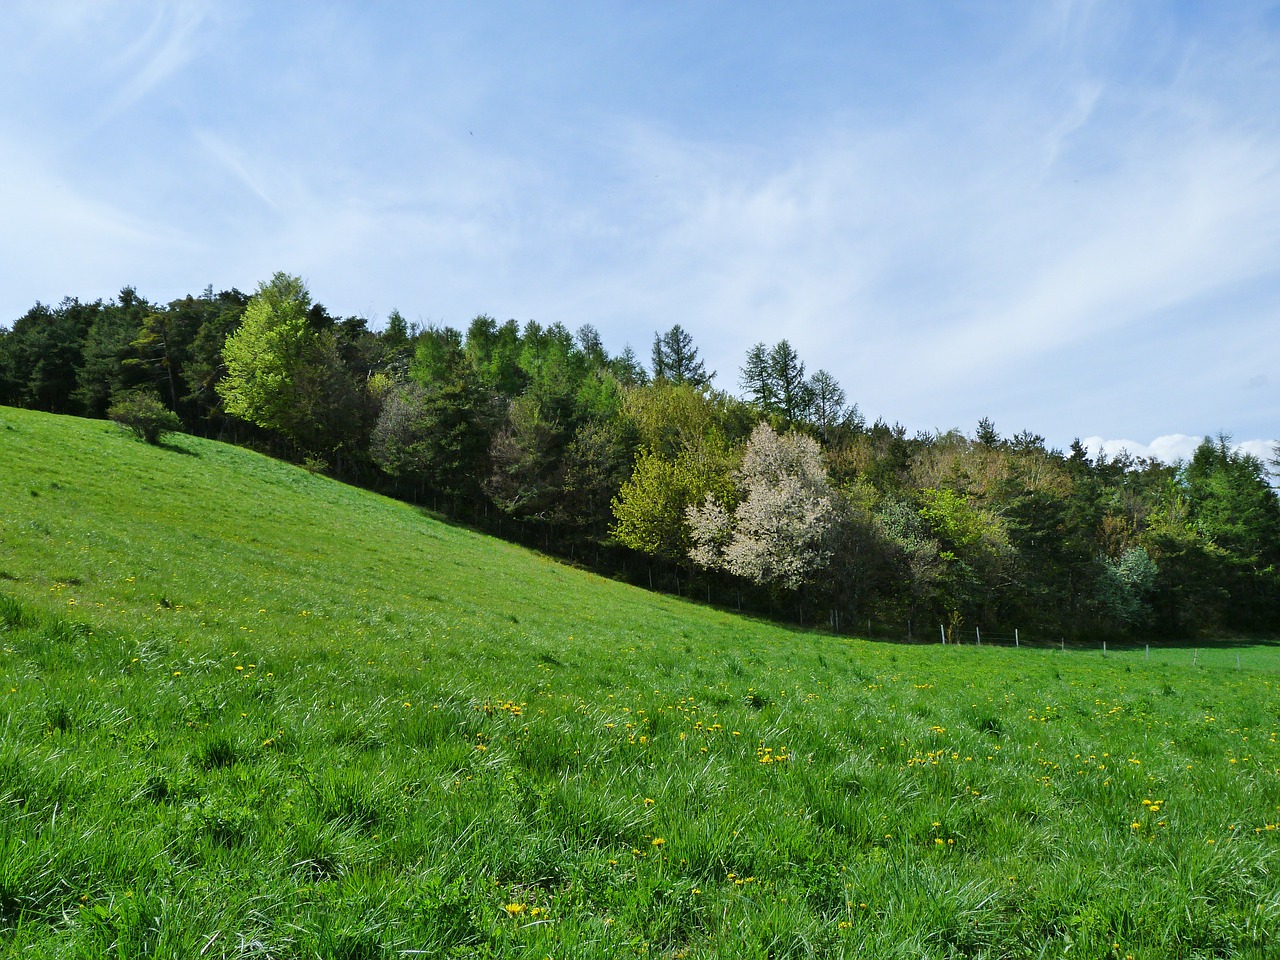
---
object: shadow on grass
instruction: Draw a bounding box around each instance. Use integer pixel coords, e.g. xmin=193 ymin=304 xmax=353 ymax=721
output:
xmin=158 ymin=438 xmax=200 ymax=457
xmin=412 ymin=504 xmax=456 ymax=525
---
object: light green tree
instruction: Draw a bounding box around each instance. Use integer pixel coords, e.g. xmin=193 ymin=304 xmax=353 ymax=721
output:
xmin=217 ymin=273 xmax=355 ymax=454
xmin=218 ymin=273 xmax=311 ymax=430
xmin=914 ymin=486 xmax=1013 ymax=624
xmin=611 ymin=440 xmax=735 ymax=592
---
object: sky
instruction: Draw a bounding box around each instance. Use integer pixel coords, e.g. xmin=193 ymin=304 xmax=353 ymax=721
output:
xmin=1 ymin=1 xmax=1277 ymax=465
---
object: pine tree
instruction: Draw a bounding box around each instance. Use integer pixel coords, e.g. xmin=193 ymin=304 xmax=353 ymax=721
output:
xmin=767 ymin=340 xmax=812 ymax=424
xmin=739 ymin=342 xmax=776 ymax=412
xmin=806 ymin=369 xmax=848 ymax=437
xmin=651 ymin=324 xmax=712 ymax=387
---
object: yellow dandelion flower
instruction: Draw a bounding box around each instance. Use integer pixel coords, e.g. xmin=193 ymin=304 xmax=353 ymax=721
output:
xmin=503 ymin=903 xmax=526 ymax=916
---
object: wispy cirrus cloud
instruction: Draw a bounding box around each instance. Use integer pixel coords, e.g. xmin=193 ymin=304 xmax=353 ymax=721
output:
xmin=525 ymin=4 xmax=1280 ymax=446
xmin=92 ymin=3 xmax=213 ymax=128
xmin=531 ymin=78 xmax=1280 ymax=438
xmin=0 ymin=3 xmax=1276 ymax=451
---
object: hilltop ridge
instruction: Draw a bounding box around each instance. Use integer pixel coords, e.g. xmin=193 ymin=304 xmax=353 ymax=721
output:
xmin=1 ymin=405 xmax=1278 ymax=958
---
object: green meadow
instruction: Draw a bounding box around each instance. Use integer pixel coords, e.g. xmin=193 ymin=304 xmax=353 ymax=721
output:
xmin=2 ymin=405 xmax=1278 ymax=959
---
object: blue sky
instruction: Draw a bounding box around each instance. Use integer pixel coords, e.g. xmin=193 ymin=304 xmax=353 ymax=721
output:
xmin=2 ymin=1 xmax=1277 ymax=463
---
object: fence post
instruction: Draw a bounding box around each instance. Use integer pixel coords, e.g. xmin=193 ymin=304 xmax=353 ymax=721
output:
xmin=1103 ymin=639 xmax=1107 ymax=656
xmin=1193 ymin=649 xmax=1198 ymax=666
xmin=1145 ymin=644 xmax=1149 ymax=661
xmin=1015 ymin=628 xmax=1019 ymax=648
xmin=940 ymin=623 xmax=946 ymax=644
xmin=1061 ymin=638 xmax=1065 ymax=652
xmin=976 ymin=627 xmax=981 ymax=645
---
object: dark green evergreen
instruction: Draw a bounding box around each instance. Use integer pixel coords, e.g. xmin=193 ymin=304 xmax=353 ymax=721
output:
xmin=2 ymin=279 xmax=1276 ymax=639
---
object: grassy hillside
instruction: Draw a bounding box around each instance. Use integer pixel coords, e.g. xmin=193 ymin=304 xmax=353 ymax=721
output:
xmin=1 ymin=405 xmax=1278 ymax=959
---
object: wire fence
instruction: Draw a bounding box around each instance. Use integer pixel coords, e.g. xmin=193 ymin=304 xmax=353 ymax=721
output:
xmin=855 ymin=619 xmax=1280 ymax=672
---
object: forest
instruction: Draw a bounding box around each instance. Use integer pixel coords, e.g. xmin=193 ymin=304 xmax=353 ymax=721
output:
xmin=1 ymin=272 xmax=1277 ymax=640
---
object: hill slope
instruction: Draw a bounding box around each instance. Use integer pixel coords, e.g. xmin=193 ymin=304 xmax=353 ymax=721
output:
xmin=1 ymin=406 xmax=1279 ymax=958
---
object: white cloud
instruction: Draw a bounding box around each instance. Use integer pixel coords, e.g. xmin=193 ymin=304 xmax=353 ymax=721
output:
xmin=1237 ymin=439 xmax=1279 ymax=464
xmin=1083 ymin=434 xmax=1277 ymax=466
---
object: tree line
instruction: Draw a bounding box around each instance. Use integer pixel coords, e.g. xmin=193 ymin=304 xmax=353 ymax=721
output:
xmin=2 ymin=273 xmax=1277 ymax=639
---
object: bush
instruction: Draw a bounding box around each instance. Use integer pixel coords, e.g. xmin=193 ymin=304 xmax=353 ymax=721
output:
xmin=107 ymin=391 xmax=182 ymax=445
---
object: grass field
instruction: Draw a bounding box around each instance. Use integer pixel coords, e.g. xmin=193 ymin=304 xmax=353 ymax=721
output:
xmin=2 ymin=405 xmax=1279 ymax=958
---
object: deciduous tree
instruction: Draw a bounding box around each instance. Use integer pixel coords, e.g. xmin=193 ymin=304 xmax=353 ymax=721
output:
xmin=217 ymin=273 xmax=360 ymax=455
xmin=612 ymin=440 xmax=734 ymax=571
xmin=687 ymin=423 xmax=836 ymax=593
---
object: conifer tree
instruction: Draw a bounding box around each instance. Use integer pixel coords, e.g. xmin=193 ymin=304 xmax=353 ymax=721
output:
xmin=651 ymin=324 xmax=712 ymax=387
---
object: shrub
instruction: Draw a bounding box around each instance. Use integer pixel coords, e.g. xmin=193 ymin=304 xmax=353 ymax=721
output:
xmin=107 ymin=391 xmax=181 ymax=445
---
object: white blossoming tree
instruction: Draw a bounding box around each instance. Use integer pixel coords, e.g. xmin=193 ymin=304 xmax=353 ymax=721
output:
xmin=687 ymin=422 xmax=836 ymax=595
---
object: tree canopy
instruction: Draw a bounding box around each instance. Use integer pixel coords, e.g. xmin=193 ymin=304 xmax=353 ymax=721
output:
xmin=3 ymin=274 xmax=1276 ymax=639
